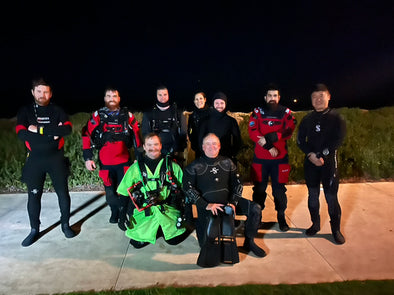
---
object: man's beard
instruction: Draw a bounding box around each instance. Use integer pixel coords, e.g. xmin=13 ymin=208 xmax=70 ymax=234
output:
xmin=267 ymin=101 xmax=278 ymax=111
xmin=105 ymin=101 xmax=119 ymax=110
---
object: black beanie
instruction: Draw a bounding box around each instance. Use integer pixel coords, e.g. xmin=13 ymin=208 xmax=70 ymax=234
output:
xmin=312 ymin=83 xmax=330 ymax=93
xmin=213 ymin=91 xmax=228 ymax=105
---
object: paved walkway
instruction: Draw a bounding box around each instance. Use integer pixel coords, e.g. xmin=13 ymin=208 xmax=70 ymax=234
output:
xmin=0 ymin=182 xmax=393 ymax=295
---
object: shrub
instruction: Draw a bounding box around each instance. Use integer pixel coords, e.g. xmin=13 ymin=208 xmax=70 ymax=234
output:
xmin=1 ymin=107 xmax=393 ymax=192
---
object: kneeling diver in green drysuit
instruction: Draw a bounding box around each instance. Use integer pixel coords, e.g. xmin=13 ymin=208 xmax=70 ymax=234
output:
xmin=117 ymin=133 xmax=189 ymax=248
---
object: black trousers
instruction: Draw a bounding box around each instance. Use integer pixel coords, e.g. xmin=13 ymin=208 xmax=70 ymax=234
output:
xmin=252 ymin=157 xmax=288 ymax=216
xmin=100 ymin=162 xmax=131 ymax=213
xmin=195 ymin=198 xmax=261 ymax=247
xmin=21 ymin=152 xmax=71 ymax=229
xmin=304 ymin=157 xmax=342 ymax=230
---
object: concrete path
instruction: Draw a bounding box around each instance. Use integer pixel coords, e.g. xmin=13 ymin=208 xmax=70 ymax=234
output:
xmin=0 ymin=182 xmax=393 ymax=295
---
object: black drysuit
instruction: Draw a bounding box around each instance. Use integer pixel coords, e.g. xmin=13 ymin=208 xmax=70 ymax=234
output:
xmin=141 ymin=104 xmax=187 ymax=156
xmin=297 ymin=107 xmax=346 ymax=231
xmin=187 ymin=105 xmax=210 ymax=158
xmin=198 ymin=108 xmax=242 ymax=161
xmin=16 ymin=103 xmax=73 ymax=229
xmin=183 ymin=155 xmax=261 ymax=247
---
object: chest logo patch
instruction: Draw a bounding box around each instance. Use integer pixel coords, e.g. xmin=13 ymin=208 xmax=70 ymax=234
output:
xmin=210 ymin=167 xmax=219 ymax=174
xmin=315 ymin=124 xmax=321 ymax=132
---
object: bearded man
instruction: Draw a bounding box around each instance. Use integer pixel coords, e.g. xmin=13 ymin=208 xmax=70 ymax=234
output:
xmin=248 ymin=83 xmax=296 ymax=232
xmin=82 ymin=87 xmax=142 ymax=228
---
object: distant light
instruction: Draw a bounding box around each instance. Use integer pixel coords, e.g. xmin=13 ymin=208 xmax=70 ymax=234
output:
xmin=293 ymin=98 xmax=298 ymax=103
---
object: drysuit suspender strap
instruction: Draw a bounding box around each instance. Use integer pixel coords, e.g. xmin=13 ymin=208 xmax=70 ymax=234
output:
xmin=136 ymin=157 xmax=173 ymax=190
xmin=163 ymin=155 xmax=182 ymax=193
xmin=135 ymin=160 xmax=160 ymax=216
xmin=137 ymin=159 xmax=149 ymax=186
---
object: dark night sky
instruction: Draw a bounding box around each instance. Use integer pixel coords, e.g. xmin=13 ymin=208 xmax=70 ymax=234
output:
xmin=1 ymin=1 xmax=393 ymax=118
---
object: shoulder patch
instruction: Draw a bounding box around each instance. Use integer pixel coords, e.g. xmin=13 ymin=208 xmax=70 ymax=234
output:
xmin=218 ymin=158 xmax=236 ymax=172
xmin=90 ymin=111 xmax=99 ymax=125
xmin=249 ymin=121 xmax=256 ymax=127
xmin=186 ymin=161 xmax=208 ymax=176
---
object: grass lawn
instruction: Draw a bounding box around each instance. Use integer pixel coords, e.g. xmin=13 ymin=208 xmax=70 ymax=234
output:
xmin=60 ymin=280 xmax=394 ymax=295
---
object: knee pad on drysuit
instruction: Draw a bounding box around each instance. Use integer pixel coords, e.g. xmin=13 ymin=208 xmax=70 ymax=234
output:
xmin=252 ymin=184 xmax=267 ymax=209
xmin=244 ymin=202 xmax=262 ymax=238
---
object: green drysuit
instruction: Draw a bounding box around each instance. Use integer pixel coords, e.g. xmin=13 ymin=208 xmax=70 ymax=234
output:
xmin=117 ymin=158 xmax=185 ymax=244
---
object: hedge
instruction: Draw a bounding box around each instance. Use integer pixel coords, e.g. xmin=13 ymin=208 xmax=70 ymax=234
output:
xmin=1 ymin=107 xmax=393 ymax=192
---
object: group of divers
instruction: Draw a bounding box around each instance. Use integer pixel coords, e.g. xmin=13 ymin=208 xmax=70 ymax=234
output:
xmin=16 ymin=80 xmax=346 ymax=268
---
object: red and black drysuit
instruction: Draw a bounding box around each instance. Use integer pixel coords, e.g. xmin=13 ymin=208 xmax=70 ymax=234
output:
xmin=82 ymin=107 xmax=142 ymax=222
xmin=16 ymin=102 xmax=73 ymax=230
xmin=248 ymin=105 xmax=296 ymax=222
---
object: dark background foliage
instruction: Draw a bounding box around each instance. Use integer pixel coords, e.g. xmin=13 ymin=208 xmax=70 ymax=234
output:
xmin=1 ymin=107 xmax=393 ymax=193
